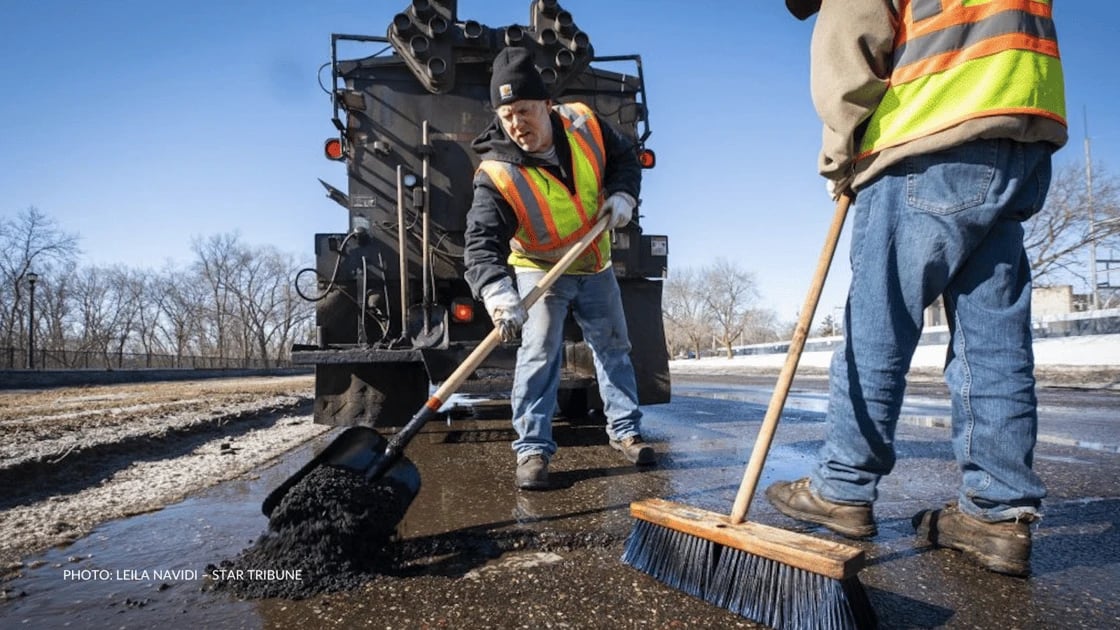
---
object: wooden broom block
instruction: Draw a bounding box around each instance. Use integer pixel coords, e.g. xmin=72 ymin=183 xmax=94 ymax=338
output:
xmin=631 ymin=498 xmax=866 ymax=580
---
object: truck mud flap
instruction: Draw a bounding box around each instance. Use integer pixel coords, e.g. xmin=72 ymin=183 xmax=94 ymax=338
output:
xmin=621 ymin=278 xmax=671 ymax=404
xmin=314 ymin=362 xmax=428 ymax=427
xmin=565 ymin=278 xmax=671 ymax=406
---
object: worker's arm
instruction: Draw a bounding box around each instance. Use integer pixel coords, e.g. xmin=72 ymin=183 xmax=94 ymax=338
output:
xmin=810 ymin=0 xmax=897 ymax=188
xmin=464 ymin=172 xmax=517 ymax=300
xmin=599 ymin=117 xmax=641 ymax=202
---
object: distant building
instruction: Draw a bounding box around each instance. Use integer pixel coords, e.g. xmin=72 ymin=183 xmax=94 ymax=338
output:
xmin=1034 ymin=285 xmax=1076 ymax=317
xmin=923 ymin=285 xmax=1081 ymax=327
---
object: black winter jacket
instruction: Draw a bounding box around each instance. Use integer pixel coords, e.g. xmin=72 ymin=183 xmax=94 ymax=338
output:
xmin=463 ymin=106 xmax=642 ymax=298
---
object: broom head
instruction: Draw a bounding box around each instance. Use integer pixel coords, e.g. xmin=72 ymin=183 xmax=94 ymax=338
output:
xmin=624 ymin=498 xmax=876 ymax=629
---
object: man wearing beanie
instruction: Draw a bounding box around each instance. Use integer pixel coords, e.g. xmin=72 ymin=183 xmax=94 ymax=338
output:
xmin=464 ymin=46 xmax=653 ymax=490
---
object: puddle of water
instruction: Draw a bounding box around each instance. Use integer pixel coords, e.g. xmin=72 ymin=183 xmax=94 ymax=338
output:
xmin=678 ymin=386 xmax=1120 ymax=454
xmin=0 ymin=434 xmax=337 ymax=628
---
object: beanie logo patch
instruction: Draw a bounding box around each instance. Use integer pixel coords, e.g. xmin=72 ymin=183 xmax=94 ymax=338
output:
xmin=499 ymin=83 xmax=514 ymax=101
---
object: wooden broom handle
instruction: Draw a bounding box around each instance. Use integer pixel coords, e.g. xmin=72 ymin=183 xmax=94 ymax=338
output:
xmin=730 ymin=193 xmax=852 ymax=523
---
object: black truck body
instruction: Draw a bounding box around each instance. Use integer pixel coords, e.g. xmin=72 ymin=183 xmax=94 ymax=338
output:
xmin=295 ymin=0 xmax=670 ymax=426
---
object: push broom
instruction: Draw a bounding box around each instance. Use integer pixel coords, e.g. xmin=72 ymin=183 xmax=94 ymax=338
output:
xmin=622 ymin=193 xmax=877 ymax=629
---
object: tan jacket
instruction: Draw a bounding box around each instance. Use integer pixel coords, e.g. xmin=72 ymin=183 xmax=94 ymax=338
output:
xmin=811 ymin=0 xmax=1068 ymax=192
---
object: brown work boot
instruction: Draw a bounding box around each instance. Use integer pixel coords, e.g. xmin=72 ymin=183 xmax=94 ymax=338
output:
xmin=609 ymin=435 xmax=656 ymax=465
xmin=765 ymin=478 xmax=877 ymax=538
xmin=912 ymin=502 xmax=1034 ymax=577
xmin=516 ymin=454 xmax=550 ymax=490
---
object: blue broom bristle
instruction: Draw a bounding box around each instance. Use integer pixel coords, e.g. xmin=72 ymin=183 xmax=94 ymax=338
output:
xmin=622 ymin=520 xmax=877 ymax=630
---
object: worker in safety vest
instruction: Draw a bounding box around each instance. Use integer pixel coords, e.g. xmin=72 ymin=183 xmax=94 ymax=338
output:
xmin=767 ymin=0 xmax=1067 ymax=578
xmin=464 ymin=47 xmax=654 ymax=490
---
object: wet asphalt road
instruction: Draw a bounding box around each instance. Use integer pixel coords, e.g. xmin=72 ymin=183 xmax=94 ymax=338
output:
xmin=2 ymin=375 xmax=1118 ymax=629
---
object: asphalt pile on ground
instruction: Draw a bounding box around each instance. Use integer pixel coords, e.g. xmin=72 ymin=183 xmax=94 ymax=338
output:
xmin=205 ymin=464 xmax=412 ymax=599
xmin=205 ymin=461 xmax=623 ymax=600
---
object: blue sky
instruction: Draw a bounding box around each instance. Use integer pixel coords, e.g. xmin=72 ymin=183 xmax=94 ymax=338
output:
xmin=2 ymin=1 xmax=1117 ymax=326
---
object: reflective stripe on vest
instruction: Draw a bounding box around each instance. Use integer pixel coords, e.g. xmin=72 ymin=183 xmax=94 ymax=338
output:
xmin=477 ymin=102 xmax=611 ymax=273
xmin=858 ymin=0 xmax=1066 ymax=159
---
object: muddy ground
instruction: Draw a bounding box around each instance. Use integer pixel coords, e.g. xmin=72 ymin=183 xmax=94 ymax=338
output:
xmin=0 ymin=375 xmax=327 ymax=577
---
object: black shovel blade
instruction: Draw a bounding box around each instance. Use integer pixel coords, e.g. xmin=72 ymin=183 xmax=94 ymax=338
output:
xmin=261 ymin=426 xmax=418 ymax=517
xmin=408 ymin=304 xmax=447 ymax=349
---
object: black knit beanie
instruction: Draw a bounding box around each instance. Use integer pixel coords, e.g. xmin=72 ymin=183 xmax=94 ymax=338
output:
xmin=490 ymin=46 xmax=549 ymax=108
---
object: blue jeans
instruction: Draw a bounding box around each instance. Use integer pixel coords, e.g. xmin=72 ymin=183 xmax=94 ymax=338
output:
xmin=811 ymin=139 xmax=1052 ymax=523
xmin=511 ymin=266 xmax=642 ymax=461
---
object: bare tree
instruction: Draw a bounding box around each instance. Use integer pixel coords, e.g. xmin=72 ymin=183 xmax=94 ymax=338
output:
xmin=226 ymin=246 xmax=301 ymax=367
xmin=1025 ymin=162 xmax=1120 ymax=293
xmin=0 ymin=209 xmax=317 ymax=369
xmin=156 ymin=267 xmax=209 ymax=365
xmin=273 ymin=252 xmax=316 ymax=362
xmin=70 ymin=266 xmax=122 ymax=366
xmin=59 ymin=265 xmax=140 ymax=367
xmin=121 ymin=267 xmax=168 ymax=366
xmin=702 ymin=258 xmax=762 ymax=359
xmin=662 ymin=266 xmax=711 ymax=359
xmin=0 ymin=207 xmax=80 ymax=349
xmin=37 ymin=272 xmax=74 ymax=360
xmin=741 ymin=307 xmax=784 ymax=344
xmin=192 ymin=233 xmax=245 ymax=361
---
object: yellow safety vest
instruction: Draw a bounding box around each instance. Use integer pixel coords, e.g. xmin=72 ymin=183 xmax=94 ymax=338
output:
xmin=477 ymin=102 xmax=610 ymax=274
xmin=858 ymin=0 xmax=1066 ymax=159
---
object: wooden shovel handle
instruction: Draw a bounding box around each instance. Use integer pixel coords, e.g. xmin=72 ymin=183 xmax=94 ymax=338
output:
xmin=429 ymin=214 xmax=612 ymax=407
xmin=730 ymin=193 xmax=852 ymax=523
xmin=381 ymin=215 xmax=612 ymax=463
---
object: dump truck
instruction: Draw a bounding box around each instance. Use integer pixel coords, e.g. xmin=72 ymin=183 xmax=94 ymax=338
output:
xmin=293 ymin=0 xmax=670 ymax=426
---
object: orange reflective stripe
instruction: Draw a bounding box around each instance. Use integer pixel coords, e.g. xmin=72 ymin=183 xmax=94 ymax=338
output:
xmin=895 ymin=6 xmax=1057 ymax=71
xmin=556 ymin=102 xmax=606 ymax=184
xmin=567 ymin=131 xmax=601 ymax=185
xmin=478 ymin=161 xmax=540 ymax=245
xmin=893 ymin=32 xmax=1060 ymax=84
xmin=482 ymin=104 xmax=612 ymax=271
xmin=900 ymin=0 xmax=1052 ymax=43
xmin=526 ymin=169 xmax=562 ymax=244
xmin=859 ymin=0 xmax=1064 ymax=158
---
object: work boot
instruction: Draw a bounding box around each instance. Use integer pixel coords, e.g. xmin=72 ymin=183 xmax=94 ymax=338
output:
xmin=516 ymin=454 xmax=550 ymax=490
xmin=765 ymin=478 xmax=877 ymax=538
xmin=609 ymin=435 xmax=656 ymax=465
xmin=912 ymin=502 xmax=1034 ymax=577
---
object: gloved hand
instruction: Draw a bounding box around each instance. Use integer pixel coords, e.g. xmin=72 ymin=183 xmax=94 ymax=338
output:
xmin=826 ymin=177 xmax=853 ymax=201
xmin=597 ymin=192 xmax=637 ymax=230
xmin=480 ymin=276 xmax=527 ymax=342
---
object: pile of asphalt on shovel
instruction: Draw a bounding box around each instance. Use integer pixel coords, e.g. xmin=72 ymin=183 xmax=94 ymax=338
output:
xmin=205 ymin=461 xmax=619 ymax=600
xmin=205 ymin=464 xmax=412 ymax=599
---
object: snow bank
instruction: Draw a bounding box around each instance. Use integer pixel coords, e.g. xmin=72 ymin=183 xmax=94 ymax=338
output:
xmin=671 ymin=333 xmax=1120 ymax=372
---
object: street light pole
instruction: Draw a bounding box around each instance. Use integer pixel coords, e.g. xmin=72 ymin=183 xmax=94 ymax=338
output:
xmin=26 ymin=272 xmax=39 ymax=370
xmin=1084 ymin=107 xmax=1099 ymax=310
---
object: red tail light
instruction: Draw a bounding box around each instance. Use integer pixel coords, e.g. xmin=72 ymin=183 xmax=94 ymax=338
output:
xmin=324 ymin=138 xmax=345 ymax=161
xmin=638 ymin=148 xmax=656 ymax=169
xmin=451 ymin=299 xmax=474 ymax=323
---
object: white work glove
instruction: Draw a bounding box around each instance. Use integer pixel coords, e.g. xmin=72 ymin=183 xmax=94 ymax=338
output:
xmin=826 ymin=177 xmax=853 ymax=202
xmin=597 ymin=192 xmax=637 ymax=230
xmin=480 ymin=276 xmax=527 ymax=342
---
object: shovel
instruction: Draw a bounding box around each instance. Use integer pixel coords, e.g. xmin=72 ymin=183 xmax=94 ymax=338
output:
xmin=262 ymin=215 xmax=612 ymax=517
